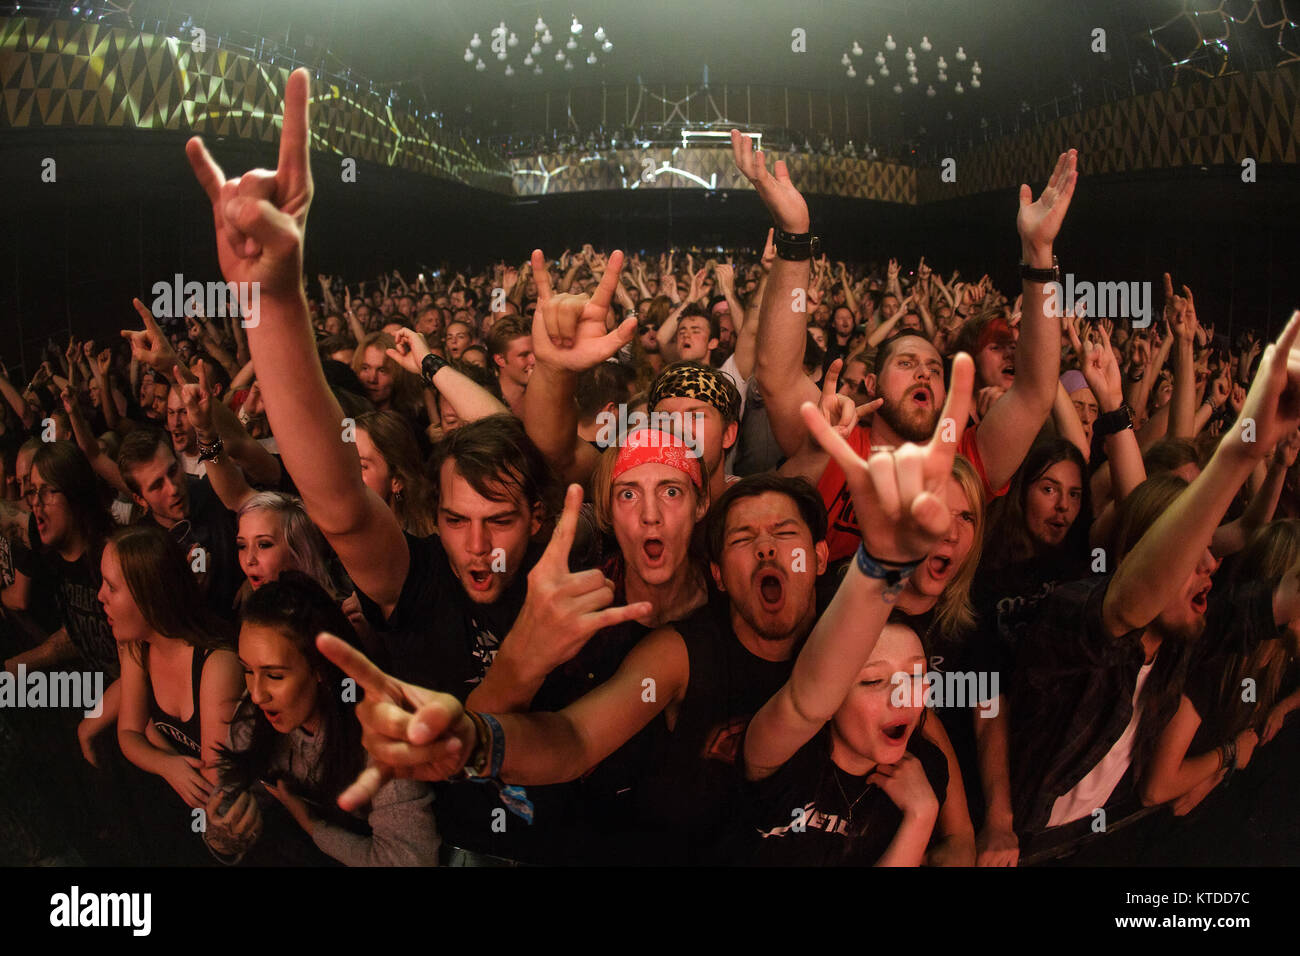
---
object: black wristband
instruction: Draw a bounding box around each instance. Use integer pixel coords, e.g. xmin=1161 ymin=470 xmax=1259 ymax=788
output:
xmin=1095 ymin=403 xmax=1134 ymax=438
xmin=775 ymin=229 xmax=820 ymax=262
xmin=421 ymin=352 xmax=448 ymax=387
xmin=1018 ymin=255 xmax=1060 ymax=284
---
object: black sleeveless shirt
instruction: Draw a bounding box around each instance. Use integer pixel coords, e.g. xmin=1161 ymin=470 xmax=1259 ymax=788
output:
xmin=147 ymin=645 xmax=213 ymax=760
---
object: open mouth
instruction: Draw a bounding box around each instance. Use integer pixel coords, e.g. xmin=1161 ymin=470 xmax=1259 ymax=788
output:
xmin=911 ymin=387 xmax=932 ymax=407
xmin=467 ymin=568 xmax=493 ymax=591
xmin=756 ymin=569 xmax=785 ymax=610
xmin=1191 ymin=582 xmax=1211 ymax=614
xmin=926 ymin=553 xmax=952 ymax=579
xmin=642 ymin=538 xmax=665 ymax=564
xmin=881 ymin=721 xmax=908 ymax=742
xmin=1002 ymin=365 xmax=1015 ymax=379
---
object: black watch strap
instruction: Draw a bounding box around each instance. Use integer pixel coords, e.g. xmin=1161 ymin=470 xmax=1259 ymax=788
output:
xmin=1019 ymin=255 xmax=1060 ymax=284
xmin=421 ymin=352 xmax=448 ymax=387
xmin=775 ymin=229 xmax=820 ymax=262
xmin=1095 ymin=403 xmax=1134 ymax=438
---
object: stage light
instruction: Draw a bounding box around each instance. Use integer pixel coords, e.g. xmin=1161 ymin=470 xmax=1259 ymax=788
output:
xmin=875 ymin=51 xmax=885 ymax=65
xmin=842 ymin=53 xmax=851 ymax=65
xmin=508 ymin=32 xmax=518 ymax=47
xmin=909 ymin=74 xmax=918 ymax=84
xmin=564 ymin=60 xmax=573 ymax=70
xmin=556 ymin=50 xmax=565 ymax=61
xmin=475 ymin=59 xmax=486 ymax=71
xmin=955 ymin=80 xmax=964 ymax=93
xmin=852 ymin=41 xmax=863 ymax=55
xmin=535 ymin=17 xmax=546 ymax=32
xmin=866 ymin=75 xmax=875 ymax=86
xmin=937 ymin=56 xmax=947 ymax=69
xmin=505 ymin=64 xmax=514 ymax=75
xmin=524 ymin=54 xmax=533 ymax=65
xmin=972 ymin=61 xmax=981 ymax=75
xmin=542 ymin=30 xmax=552 ymax=44
xmin=971 ymin=76 xmax=980 ymax=88
xmin=531 ymin=41 xmax=541 ymax=54
xmin=938 ymin=70 xmax=947 ymax=81
xmin=847 ymin=66 xmax=856 ymax=77
xmin=905 ymin=46 xmax=916 ymax=61
xmin=893 ymin=82 xmax=902 ymax=93
xmin=880 ymin=65 xmax=889 ymax=76
xmin=587 ymin=53 xmax=597 ymax=65
xmin=926 ymin=84 xmax=936 ymax=96
xmin=566 ymin=37 xmax=577 ymax=50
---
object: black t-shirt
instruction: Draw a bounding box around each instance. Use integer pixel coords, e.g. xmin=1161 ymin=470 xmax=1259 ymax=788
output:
xmin=46 ymin=547 xmax=119 ymax=680
xmin=741 ymin=724 xmax=949 ymax=866
xmin=146 ymin=476 xmax=241 ymax=621
xmin=632 ymin=588 xmax=797 ymax=864
xmin=355 ymin=532 xmax=540 ymax=694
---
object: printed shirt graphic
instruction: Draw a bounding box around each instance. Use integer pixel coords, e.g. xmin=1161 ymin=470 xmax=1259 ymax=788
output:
xmin=744 ymin=725 xmax=949 ymax=866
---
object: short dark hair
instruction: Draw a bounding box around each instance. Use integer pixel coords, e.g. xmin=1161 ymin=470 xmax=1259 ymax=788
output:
xmin=875 ymin=329 xmax=937 ymax=371
xmin=116 ymin=427 xmax=173 ymax=496
xmin=485 ymin=316 xmax=530 ymax=362
xmin=427 ymin=414 xmax=556 ymax=516
xmin=706 ymin=473 xmax=827 ymax=564
xmin=575 ymin=362 xmax=636 ymax=420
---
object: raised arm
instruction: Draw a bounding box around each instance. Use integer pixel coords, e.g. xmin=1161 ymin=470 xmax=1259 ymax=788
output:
xmin=974 ymin=150 xmax=1077 ymax=490
xmin=184 ymin=69 xmax=409 ymax=616
xmin=519 ymin=248 xmax=635 ymax=486
xmin=732 ymin=130 xmax=823 ymax=458
xmin=386 ymin=327 xmax=509 ymax=424
xmin=1104 ymin=311 xmax=1300 ymax=636
xmin=744 ymin=355 xmax=974 ymax=778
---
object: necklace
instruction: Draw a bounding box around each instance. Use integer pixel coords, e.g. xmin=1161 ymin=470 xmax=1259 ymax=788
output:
xmin=831 ymin=763 xmax=873 ymax=827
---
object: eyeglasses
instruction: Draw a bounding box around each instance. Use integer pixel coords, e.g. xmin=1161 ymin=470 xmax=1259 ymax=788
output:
xmin=24 ymin=486 xmax=64 ymax=508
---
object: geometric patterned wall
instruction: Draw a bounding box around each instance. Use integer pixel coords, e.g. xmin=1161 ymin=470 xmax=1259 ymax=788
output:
xmin=917 ymin=65 xmax=1300 ymax=202
xmin=0 ymin=16 xmax=513 ymax=193
xmin=5 ymin=17 xmax=1297 ymax=206
xmin=511 ymin=147 xmax=917 ymax=204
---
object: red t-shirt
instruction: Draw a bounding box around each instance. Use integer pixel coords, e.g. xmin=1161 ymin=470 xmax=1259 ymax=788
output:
xmin=815 ymin=423 xmax=1004 ymax=562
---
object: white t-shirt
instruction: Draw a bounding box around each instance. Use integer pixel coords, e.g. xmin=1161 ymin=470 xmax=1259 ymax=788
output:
xmin=178 ymin=450 xmax=207 ymax=480
xmin=1047 ymin=660 xmax=1155 ymax=828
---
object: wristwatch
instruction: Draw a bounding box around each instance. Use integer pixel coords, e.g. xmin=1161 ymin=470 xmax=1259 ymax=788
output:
xmin=1018 ymin=255 xmax=1060 ymax=285
xmin=775 ymin=228 xmax=821 ymax=262
xmin=421 ymin=352 xmax=448 ymax=387
xmin=1095 ymin=403 xmax=1134 ymax=438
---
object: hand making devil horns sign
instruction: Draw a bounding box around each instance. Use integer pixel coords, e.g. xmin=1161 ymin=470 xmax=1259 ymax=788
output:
xmin=184 ymin=68 xmax=314 ymax=298
xmin=800 ymin=352 xmax=976 ymax=565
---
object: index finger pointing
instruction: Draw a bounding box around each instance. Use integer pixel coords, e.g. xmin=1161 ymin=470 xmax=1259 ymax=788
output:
xmin=316 ymin=631 xmax=397 ymax=697
xmin=542 ymin=483 xmax=584 ymax=569
xmin=185 ymin=137 xmax=226 ymax=206
xmin=131 ymin=297 xmax=164 ymax=337
xmin=929 ymin=352 xmax=974 ymax=459
xmin=588 ymin=250 xmax=625 ymax=312
xmin=531 ymin=249 xmax=553 ymax=304
xmin=277 ymin=68 xmax=312 ymax=185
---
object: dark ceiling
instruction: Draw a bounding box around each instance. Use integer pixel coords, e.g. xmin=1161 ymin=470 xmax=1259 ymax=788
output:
xmin=10 ymin=0 xmax=1298 ymax=151
xmin=35 ymin=1 xmax=1175 ymax=135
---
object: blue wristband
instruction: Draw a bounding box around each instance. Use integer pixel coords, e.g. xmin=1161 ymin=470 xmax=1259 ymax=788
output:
xmin=855 ymin=543 xmax=921 ymax=602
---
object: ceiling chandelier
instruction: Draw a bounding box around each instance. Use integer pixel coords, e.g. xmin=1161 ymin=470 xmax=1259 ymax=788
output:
xmin=463 ymin=16 xmax=614 ymax=76
xmin=848 ymin=35 xmax=981 ymax=95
